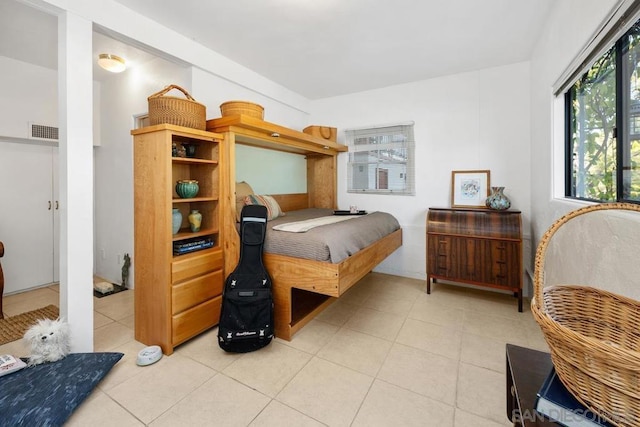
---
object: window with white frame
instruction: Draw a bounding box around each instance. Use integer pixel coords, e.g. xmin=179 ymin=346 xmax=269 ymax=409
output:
xmin=345 ymin=122 xmax=415 ymax=195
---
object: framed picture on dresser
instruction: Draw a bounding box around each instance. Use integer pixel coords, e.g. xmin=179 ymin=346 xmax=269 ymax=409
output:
xmin=451 ymin=170 xmax=490 ymax=208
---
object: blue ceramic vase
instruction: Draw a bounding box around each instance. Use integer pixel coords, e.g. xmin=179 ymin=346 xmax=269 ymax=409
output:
xmin=485 ymin=186 xmax=511 ymax=210
xmin=172 ymin=208 xmax=182 ymax=234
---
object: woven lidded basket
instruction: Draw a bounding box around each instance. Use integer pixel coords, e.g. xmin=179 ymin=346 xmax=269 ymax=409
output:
xmin=220 ymin=101 xmax=264 ymax=119
xmin=148 ymin=85 xmax=206 ymax=130
xmin=532 ymin=203 xmax=640 ymax=427
xmin=303 ymin=125 xmax=337 ymax=142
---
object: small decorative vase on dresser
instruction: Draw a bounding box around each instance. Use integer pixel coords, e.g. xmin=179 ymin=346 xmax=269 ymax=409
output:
xmin=172 ymin=208 xmax=182 ymax=234
xmin=188 ymin=210 xmax=202 ymax=232
xmin=485 ymin=186 xmax=511 ymax=210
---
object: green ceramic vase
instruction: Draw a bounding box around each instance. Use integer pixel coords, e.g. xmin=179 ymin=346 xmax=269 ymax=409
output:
xmin=176 ymin=180 xmax=199 ymax=198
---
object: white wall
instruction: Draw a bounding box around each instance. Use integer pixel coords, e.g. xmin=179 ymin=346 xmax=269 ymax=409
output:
xmin=309 ymin=62 xmax=532 ymax=280
xmin=192 ymin=67 xmax=309 ymax=130
xmin=0 ymin=51 xmax=187 ymax=290
xmin=93 ymin=57 xmax=190 ymax=285
xmin=0 ymin=56 xmax=57 ymax=138
xmin=0 ymin=56 xmax=103 ymax=296
xmin=0 ymin=56 xmax=58 ymax=293
xmin=529 ymin=1 xmax=617 ymax=246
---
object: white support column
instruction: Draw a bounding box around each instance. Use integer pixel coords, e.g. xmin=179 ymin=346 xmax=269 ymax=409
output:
xmin=58 ymin=11 xmax=94 ymax=352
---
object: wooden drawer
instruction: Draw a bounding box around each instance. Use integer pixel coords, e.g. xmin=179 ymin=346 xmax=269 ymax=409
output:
xmin=486 ymin=240 xmax=520 ymax=286
xmin=172 ymin=249 xmax=223 ymax=283
xmin=429 ymin=236 xmax=472 ymax=281
xmin=172 ymin=269 xmax=224 ymax=315
xmin=172 ymin=295 xmax=222 ymax=346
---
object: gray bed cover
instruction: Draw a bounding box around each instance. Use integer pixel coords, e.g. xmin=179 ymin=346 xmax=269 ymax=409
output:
xmin=264 ymin=208 xmax=400 ymax=263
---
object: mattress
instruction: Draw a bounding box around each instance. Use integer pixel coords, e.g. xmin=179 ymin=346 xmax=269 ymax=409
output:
xmin=265 ymin=208 xmax=400 ymax=263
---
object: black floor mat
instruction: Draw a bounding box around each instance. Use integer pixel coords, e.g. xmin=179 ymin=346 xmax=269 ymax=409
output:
xmin=93 ymin=283 xmax=128 ymax=298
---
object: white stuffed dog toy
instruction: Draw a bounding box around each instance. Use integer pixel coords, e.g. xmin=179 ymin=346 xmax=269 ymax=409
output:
xmin=24 ymin=318 xmax=71 ymax=366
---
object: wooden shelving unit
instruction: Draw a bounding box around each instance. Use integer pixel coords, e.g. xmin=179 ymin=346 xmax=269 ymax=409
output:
xmin=131 ymin=124 xmax=225 ymax=354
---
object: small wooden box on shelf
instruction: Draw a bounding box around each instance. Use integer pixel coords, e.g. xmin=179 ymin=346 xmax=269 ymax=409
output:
xmin=426 ymin=207 xmax=523 ymax=311
xmin=131 ymin=124 xmax=225 ymax=354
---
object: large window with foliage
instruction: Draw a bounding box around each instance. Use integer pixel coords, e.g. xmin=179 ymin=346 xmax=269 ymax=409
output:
xmin=566 ymin=21 xmax=640 ymax=202
xmin=346 ymin=123 xmax=415 ymax=195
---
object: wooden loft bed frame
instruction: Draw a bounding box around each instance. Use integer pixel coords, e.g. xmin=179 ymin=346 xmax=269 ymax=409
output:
xmin=267 ymin=193 xmax=402 ymax=340
xmin=206 ymin=115 xmax=403 ymax=340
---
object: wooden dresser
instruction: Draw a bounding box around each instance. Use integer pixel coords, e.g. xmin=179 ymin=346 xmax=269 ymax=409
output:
xmin=426 ymin=207 xmax=523 ymax=311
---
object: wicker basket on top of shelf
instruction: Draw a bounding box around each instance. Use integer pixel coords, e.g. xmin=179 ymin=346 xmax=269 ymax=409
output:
xmin=219 ymin=101 xmax=264 ymax=120
xmin=532 ymin=203 xmax=640 ymax=427
xmin=147 ymin=85 xmax=206 ymax=130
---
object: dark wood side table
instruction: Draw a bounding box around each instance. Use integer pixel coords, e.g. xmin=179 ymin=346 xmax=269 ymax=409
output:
xmin=506 ymin=344 xmax=557 ymax=426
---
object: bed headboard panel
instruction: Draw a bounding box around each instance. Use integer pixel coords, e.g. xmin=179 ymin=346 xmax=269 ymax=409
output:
xmin=271 ymin=193 xmax=310 ymax=212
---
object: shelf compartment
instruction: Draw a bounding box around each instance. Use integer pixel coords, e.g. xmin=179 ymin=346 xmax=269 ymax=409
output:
xmin=171 ymin=201 xmax=220 ymax=235
xmin=171 ymin=134 xmax=219 ymax=161
xmin=172 ymin=163 xmax=219 ymax=199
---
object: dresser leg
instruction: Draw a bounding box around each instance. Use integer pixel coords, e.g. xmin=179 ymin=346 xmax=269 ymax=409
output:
xmin=426 ymin=276 xmax=431 ymax=294
xmin=517 ymin=291 xmax=523 ymax=312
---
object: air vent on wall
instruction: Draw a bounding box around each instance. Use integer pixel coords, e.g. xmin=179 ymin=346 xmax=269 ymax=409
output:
xmin=29 ymin=122 xmax=59 ymax=141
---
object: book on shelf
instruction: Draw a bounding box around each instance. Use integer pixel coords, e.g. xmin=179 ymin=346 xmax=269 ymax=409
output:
xmin=535 ymin=367 xmax=614 ymax=427
xmin=173 ymin=236 xmax=213 ymax=249
xmin=0 ymin=354 xmax=27 ymax=377
xmin=173 ymin=240 xmax=214 ymax=255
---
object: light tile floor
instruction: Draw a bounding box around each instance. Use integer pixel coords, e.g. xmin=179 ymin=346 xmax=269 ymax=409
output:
xmin=0 ymin=272 xmax=549 ymax=426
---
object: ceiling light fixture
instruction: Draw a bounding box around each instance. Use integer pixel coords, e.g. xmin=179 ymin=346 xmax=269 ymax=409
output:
xmin=98 ymin=53 xmax=126 ymax=73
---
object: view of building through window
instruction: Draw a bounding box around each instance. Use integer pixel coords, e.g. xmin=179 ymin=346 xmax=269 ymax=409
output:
xmin=346 ymin=123 xmax=415 ymax=195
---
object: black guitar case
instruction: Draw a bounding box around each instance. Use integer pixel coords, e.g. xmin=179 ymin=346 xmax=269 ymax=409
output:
xmin=218 ymin=204 xmax=274 ymax=353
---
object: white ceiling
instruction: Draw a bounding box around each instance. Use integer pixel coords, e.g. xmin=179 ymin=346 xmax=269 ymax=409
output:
xmin=111 ymin=0 xmax=555 ymax=99
xmin=1 ymin=0 xmax=555 ymax=99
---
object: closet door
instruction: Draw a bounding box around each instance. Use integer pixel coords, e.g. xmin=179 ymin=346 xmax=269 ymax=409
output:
xmin=0 ymin=141 xmax=57 ymax=293
xmin=52 ymin=148 xmax=59 ymax=283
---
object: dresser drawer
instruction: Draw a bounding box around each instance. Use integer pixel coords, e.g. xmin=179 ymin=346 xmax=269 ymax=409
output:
xmin=172 ymin=249 xmax=223 ymax=283
xmin=172 ymin=296 xmax=222 ymax=346
xmin=486 ymin=240 xmax=521 ymax=286
xmin=172 ymin=269 xmax=224 ymax=315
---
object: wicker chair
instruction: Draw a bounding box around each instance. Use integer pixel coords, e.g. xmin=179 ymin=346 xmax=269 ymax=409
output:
xmin=532 ymin=203 xmax=640 ymax=427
